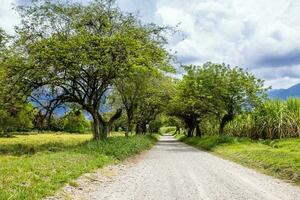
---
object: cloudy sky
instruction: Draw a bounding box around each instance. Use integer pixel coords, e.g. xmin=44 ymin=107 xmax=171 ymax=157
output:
xmin=1 ymin=0 xmax=300 ymax=89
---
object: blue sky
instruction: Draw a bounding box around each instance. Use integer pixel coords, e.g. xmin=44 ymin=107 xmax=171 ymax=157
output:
xmin=1 ymin=0 xmax=300 ymax=89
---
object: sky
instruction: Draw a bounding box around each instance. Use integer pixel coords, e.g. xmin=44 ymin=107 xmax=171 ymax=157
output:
xmin=1 ymin=0 xmax=300 ymax=89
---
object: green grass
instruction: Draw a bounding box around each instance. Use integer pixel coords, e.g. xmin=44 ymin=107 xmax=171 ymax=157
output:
xmin=176 ymin=134 xmax=300 ymax=184
xmin=0 ymin=132 xmax=158 ymax=200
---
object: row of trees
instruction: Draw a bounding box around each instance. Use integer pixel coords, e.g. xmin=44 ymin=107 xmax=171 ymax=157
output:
xmin=1 ymin=0 xmax=276 ymax=140
xmin=0 ymin=104 xmax=91 ymax=135
xmin=0 ymin=0 xmax=174 ymax=139
xmin=168 ymin=63 xmax=266 ymax=137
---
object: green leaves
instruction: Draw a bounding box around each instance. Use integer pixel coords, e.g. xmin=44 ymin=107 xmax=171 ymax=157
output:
xmin=62 ymin=109 xmax=90 ymax=133
xmin=169 ymin=62 xmax=266 ymax=136
xmin=2 ymin=0 xmax=173 ymax=139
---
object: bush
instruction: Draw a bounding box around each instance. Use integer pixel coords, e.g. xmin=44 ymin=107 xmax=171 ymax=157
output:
xmin=62 ymin=110 xmax=90 ymax=133
xmin=181 ymin=135 xmax=241 ymax=150
xmin=0 ymin=104 xmax=35 ymax=135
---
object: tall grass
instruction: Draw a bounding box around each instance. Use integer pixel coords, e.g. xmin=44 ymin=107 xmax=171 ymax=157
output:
xmin=224 ymin=98 xmax=300 ymax=139
xmin=0 ymin=133 xmax=158 ymax=200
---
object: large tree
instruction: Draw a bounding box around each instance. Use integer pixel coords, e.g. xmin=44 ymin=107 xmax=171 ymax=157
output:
xmin=6 ymin=0 xmax=171 ymax=140
xmin=114 ymin=67 xmax=151 ymax=137
xmin=212 ymin=64 xmax=266 ymax=134
xmin=168 ymin=65 xmax=219 ymax=137
xmin=169 ymin=63 xmax=265 ymax=137
xmin=114 ymin=65 xmax=173 ymax=136
xmin=134 ymin=75 xmax=174 ymax=134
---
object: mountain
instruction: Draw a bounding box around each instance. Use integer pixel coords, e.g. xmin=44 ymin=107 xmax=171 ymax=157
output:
xmin=269 ymin=83 xmax=300 ymax=99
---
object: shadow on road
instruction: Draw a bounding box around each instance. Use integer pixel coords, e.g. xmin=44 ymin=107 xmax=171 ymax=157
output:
xmin=154 ymin=135 xmax=199 ymax=153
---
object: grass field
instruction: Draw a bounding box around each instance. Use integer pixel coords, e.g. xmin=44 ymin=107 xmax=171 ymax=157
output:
xmin=176 ymin=134 xmax=300 ymax=184
xmin=0 ymin=132 xmax=158 ymax=200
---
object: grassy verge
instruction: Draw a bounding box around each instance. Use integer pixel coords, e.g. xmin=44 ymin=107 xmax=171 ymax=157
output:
xmin=0 ymin=133 xmax=158 ymax=200
xmin=175 ymin=134 xmax=300 ymax=184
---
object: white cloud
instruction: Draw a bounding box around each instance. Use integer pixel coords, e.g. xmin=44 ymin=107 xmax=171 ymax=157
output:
xmin=2 ymin=0 xmax=300 ymax=89
xmin=0 ymin=0 xmax=20 ymax=34
xmin=150 ymin=0 xmax=300 ymax=88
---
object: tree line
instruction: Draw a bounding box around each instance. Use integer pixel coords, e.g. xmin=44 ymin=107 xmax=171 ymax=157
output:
xmin=168 ymin=63 xmax=266 ymax=137
xmin=0 ymin=0 xmax=174 ymax=139
xmin=1 ymin=0 xmax=285 ymax=141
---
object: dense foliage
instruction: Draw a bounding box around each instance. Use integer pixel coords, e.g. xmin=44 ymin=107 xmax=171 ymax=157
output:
xmin=168 ymin=63 xmax=266 ymax=137
xmin=0 ymin=0 xmax=299 ymax=141
xmin=223 ymin=98 xmax=300 ymax=139
xmin=0 ymin=0 xmax=173 ymax=139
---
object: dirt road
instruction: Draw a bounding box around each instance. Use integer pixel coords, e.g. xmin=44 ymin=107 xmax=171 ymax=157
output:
xmin=86 ymin=135 xmax=300 ymax=200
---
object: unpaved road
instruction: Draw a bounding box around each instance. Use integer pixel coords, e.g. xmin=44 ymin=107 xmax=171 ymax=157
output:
xmin=86 ymin=135 xmax=300 ymax=200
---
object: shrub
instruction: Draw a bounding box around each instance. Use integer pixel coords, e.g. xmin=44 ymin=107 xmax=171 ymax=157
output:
xmin=62 ymin=110 xmax=91 ymax=133
xmin=0 ymin=104 xmax=35 ymax=135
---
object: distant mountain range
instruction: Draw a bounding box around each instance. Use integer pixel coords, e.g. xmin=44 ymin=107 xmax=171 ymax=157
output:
xmin=269 ymin=83 xmax=300 ymax=99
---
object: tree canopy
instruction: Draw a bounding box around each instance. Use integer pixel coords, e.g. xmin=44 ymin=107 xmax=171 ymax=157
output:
xmin=168 ymin=62 xmax=266 ymax=137
xmin=4 ymin=0 xmax=172 ymax=139
xmin=0 ymin=0 xmax=267 ymax=140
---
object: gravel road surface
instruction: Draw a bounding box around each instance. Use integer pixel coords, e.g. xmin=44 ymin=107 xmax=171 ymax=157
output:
xmin=86 ymin=135 xmax=300 ymax=200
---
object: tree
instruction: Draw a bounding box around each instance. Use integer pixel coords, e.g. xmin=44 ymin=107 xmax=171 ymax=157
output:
xmin=0 ymin=28 xmax=35 ymax=136
xmin=62 ymin=109 xmax=90 ymax=133
xmin=213 ymin=64 xmax=266 ymax=134
xmin=6 ymin=0 xmax=171 ymax=140
xmin=114 ymin=69 xmax=145 ymax=137
xmin=169 ymin=63 xmax=266 ymax=137
xmin=31 ymin=87 xmax=65 ymax=130
xmin=0 ymin=103 xmax=35 ymax=135
xmin=114 ymin=65 xmax=173 ymax=136
xmin=134 ymin=75 xmax=174 ymax=134
xmin=168 ymin=66 xmax=217 ymax=137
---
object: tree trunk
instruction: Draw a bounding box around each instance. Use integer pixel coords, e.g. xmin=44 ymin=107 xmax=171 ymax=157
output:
xmin=141 ymin=123 xmax=147 ymax=134
xmin=187 ymin=126 xmax=194 ymax=137
xmin=219 ymin=121 xmax=225 ymax=135
xmin=195 ymin=124 xmax=201 ymax=137
xmin=135 ymin=123 xmax=140 ymax=135
xmin=185 ymin=117 xmax=196 ymax=137
xmin=219 ymin=113 xmax=234 ymax=135
xmin=34 ymin=111 xmax=45 ymax=131
xmin=125 ymin=117 xmax=132 ymax=137
xmin=91 ymin=113 xmax=101 ymax=140
xmin=174 ymin=126 xmax=180 ymax=135
xmin=99 ymin=123 xmax=109 ymax=140
xmin=125 ymin=128 xmax=129 ymax=137
xmin=135 ymin=122 xmax=146 ymax=135
xmin=46 ymin=109 xmax=54 ymax=130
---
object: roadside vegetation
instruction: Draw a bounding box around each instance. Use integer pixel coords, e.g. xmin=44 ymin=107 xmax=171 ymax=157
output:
xmin=224 ymin=98 xmax=300 ymax=139
xmin=175 ymin=134 xmax=300 ymax=184
xmin=0 ymin=1 xmax=169 ymax=199
xmin=0 ymin=133 xmax=158 ymax=200
xmin=168 ymin=65 xmax=300 ymax=183
xmin=1 ymin=0 xmax=300 ymax=198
